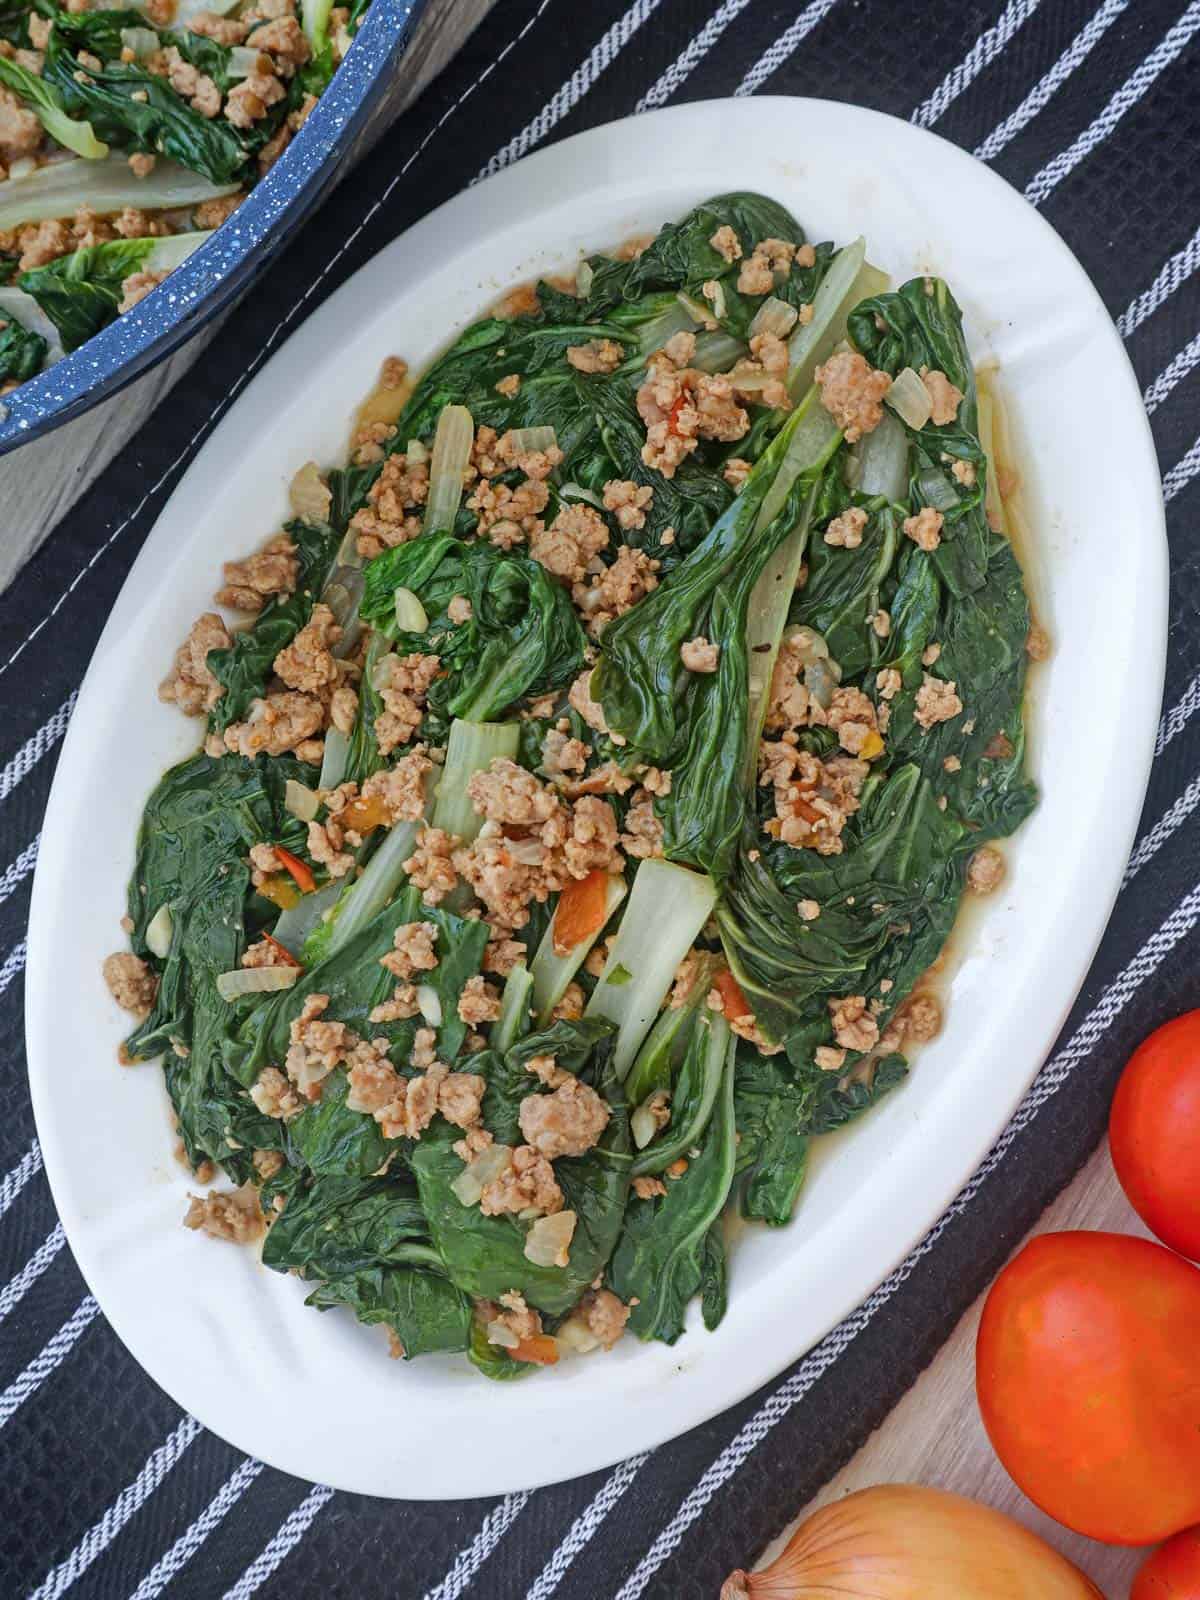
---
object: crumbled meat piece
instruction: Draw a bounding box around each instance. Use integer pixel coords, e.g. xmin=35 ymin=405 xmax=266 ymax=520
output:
xmin=564 ymin=760 xmax=634 ymax=798
xmin=493 ymin=428 xmax=563 ymax=482
xmin=437 ymin=1069 xmax=486 ymax=1129
xmin=666 ymin=1157 xmax=688 ymax=1179
xmin=403 ymin=827 xmax=459 ymax=905
xmin=761 ymin=741 xmax=868 ymax=855
xmin=872 ymin=609 xmax=891 ymax=638
xmin=824 ymin=507 xmax=868 ymax=549
xmin=922 ymin=643 xmax=941 ymax=666
xmin=360 ymin=747 xmax=432 ymax=824
xmin=489 ymin=1290 xmax=544 ymax=1346
xmin=467 ymin=472 xmax=548 ymax=549
xmin=541 ymin=728 xmax=590 ymax=776
xmin=566 ymin=338 xmax=624 ymax=374
xmin=901 ymin=991 xmax=942 ymax=1042
xmin=904 ymin=506 xmax=943 ymax=551
xmin=723 ymin=456 xmax=752 ymax=489
xmin=950 ymin=458 xmax=977 ymax=488
xmin=1026 ymin=623 xmax=1051 ymax=661
xmin=601 ymin=478 xmax=653 ymax=530
xmin=241 ymin=936 xmax=294 ymax=968
xmin=875 ymin=667 xmax=902 ymax=701
xmin=579 ymin=1287 xmax=631 ymax=1349
xmin=480 ymin=1145 xmax=563 ymax=1217
xmin=447 ymin=595 xmax=473 ymax=624
xmin=967 ymin=844 xmax=1005 ymax=894
xmin=187 ymin=10 xmax=249 ymax=41
xmin=379 ymin=355 xmax=407 ymax=389
xmin=248 ymin=842 xmax=281 ymax=884
xmin=815 ymin=350 xmax=892 ymax=442
xmin=748 ymin=333 xmax=789 ymax=382
xmin=530 ymin=502 xmax=609 ymax=584
xmin=193 ymin=192 xmax=244 ymax=228
xmin=369 ymin=983 xmax=420 ymax=1023
xmin=119 ymin=270 xmax=168 ymax=314
xmin=256 ymin=124 xmax=291 ymax=175
xmin=765 ymin=632 xmax=812 ymax=731
xmin=572 ymin=544 xmax=659 ymax=635
xmin=184 ymin=1185 xmax=264 ymax=1243
xmin=826 ymin=686 xmax=880 ymax=757
xmin=526 ymin=1053 xmax=568 ymax=1087
xmin=468 ymin=758 xmax=560 ymax=826
xmin=286 ymin=993 xmax=356 ymax=1097
xmin=495 ymin=372 xmax=521 ymax=398
xmin=250 ymin=1066 xmax=303 ymax=1119
xmin=17 ymin=219 xmax=71 ymax=271
xmin=519 ymin=1075 xmax=610 ymax=1159
xmin=636 ymin=353 xmax=749 ymax=478
xmin=221 ymin=692 xmax=324 ymax=759
xmin=307 ymin=815 xmax=354 ymax=878
xmin=454 ymin=1125 xmax=493 ymax=1162
xmin=829 ymin=993 xmax=879 ymax=1054
xmin=350 ymin=420 xmax=397 ymax=468
xmin=914 ymin=673 xmax=963 ymax=731
xmin=709 ymin=224 xmax=741 ymax=262
xmin=633 ymin=1175 xmax=667 ymax=1199
xmin=159 ymin=612 xmax=232 ymax=714
xmin=620 ymin=792 xmax=664 ymax=860
xmin=663 ymin=329 xmax=696 ymax=366
xmin=245 ymin=13 xmax=310 ymax=72
xmin=103 ymin=952 xmax=157 ymax=1016
xmin=922 ymin=367 xmax=964 ymax=425
xmin=797 ymin=899 xmax=820 ymax=921
xmin=482 ymin=926 xmax=526 ymax=976
xmin=113 ymin=207 xmax=169 ymax=240
xmin=224 ymin=69 xmax=286 ymax=128
xmin=736 ymin=253 xmax=774 ymax=296
xmin=943 ymin=754 xmax=961 ymax=773
xmin=160 ymin=47 xmax=221 ymax=117
xmin=680 ymin=636 xmax=719 ymax=673
xmin=814 ymin=1045 xmax=846 ymax=1072
xmin=329 ymin=685 xmax=358 ymax=736
xmin=548 ymin=793 xmax=623 ymax=879
xmin=374 ymin=652 xmax=439 ymax=755
xmin=567 ymin=669 xmax=617 ymax=742
xmin=457 ymin=974 xmax=501 ymax=1025
xmin=551 ymin=982 xmax=585 ymax=1022
xmin=273 ymin=602 xmax=341 ymax=693
xmin=253 ymin=1148 xmax=285 ymax=1181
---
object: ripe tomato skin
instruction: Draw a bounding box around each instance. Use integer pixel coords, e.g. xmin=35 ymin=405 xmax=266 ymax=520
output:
xmin=1133 ymin=1529 xmax=1200 ymax=1599
xmin=976 ymin=1232 xmax=1200 ymax=1544
xmin=1110 ymin=1012 xmax=1200 ymax=1261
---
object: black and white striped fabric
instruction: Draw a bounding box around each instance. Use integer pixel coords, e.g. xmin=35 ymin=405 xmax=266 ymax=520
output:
xmin=3 ymin=1 xmax=1199 ymax=1593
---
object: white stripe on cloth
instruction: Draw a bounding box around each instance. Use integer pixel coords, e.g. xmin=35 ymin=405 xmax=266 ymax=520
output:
xmin=911 ymin=0 xmax=1044 ymax=127
xmin=1144 ymin=327 xmax=1200 ymax=412
xmin=524 ymin=1456 xmax=646 ymax=1600
xmin=0 ymin=1296 xmax=100 ymax=1429
xmin=974 ymin=0 xmax=1129 ymax=161
xmin=125 ymin=1459 xmax=264 ymax=1600
xmin=0 ymin=834 xmax=37 ymax=910
xmin=0 ymin=937 xmax=27 ymax=1001
xmin=1025 ymin=0 xmax=1200 ymax=206
xmin=1159 ymin=669 xmax=1200 ymax=755
xmin=480 ymin=0 xmax=664 ymax=180
xmin=1163 ymin=430 xmax=1200 ymax=501
xmin=608 ymin=874 xmax=1200 ymax=1599
xmin=421 ymin=1493 xmax=531 ymax=1600
xmin=0 ymin=1223 xmax=65 ymax=1325
xmin=1125 ymin=773 xmax=1200 ymax=885
xmin=29 ymin=1417 xmax=203 ymax=1600
xmin=637 ymin=0 xmax=758 ymax=111
xmin=732 ymin=0 xmax=839 ymax=97
xmin=220 ymin=1484 xmax=334 ymax=1600
xmin=0 ymin=693 xmax=75 ymax=805
xmin=1119 ymin=220 xmax=1200 ymax=337
xmin=0 ymin=1140 xmax=42 ymax=1220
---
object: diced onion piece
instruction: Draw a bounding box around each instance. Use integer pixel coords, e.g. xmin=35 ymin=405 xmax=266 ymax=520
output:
xmin=216 ymin=966 xmax=300 ymax=1002
xmin=318 ymin=728 xmax=350 ymax=792
xmin=558 ymin=480 xmax=606 ymax=509
xmin=576 ymin=259 xmax=594 ymax=297
xmin=524 ymin=1209 xmax=577 ymax=1268
xmin=452 ymin=1142 xmax=513 ymax=1207
xmin=504 ymin=425 xmax=558 ymax=456
xmin=631 ymin=1090 xmax=668 ymax=1150
xmin=422 ymin=404 xmax=474 ymax=535
xmin=227 ymin=44 xmax=261 ymax=78
xmin=749 ymin=295 xmax=799 ymax=339
xmin=405 ymin=438 xmax=429 ymax=465
xmin=7 ymin=157 xmax=35 ymax=181
xmin=555 ymin=1314 xmax=601 ymax=1355
xmin=394 ymin=586 xmax=428 ymax=633
xmin=805 ymin=657 xmax=839 ymax=710
xmin=690 ymin=331 xmax=746 ymax=374
xmin=886 ymin=366 xmax=932 ymax=430
xmin=485 ymin=1320 xmax=519 ymax=1349
xmin=284 ymin=778 xmax=320 ymax=823
xmin=370 ymin=651 xmax=398 ymax=694
xmin=321 ymin=564 xmax=364 ymax=640
xmin=416 ymin=984 xmax=442 ymax=1026
xmin=289 ymin=460 xmax=332 ymax=522
xmin=727 ymin=368 xmax=779 ymax=393
xmin=851 ymin=409 xmax=909 ymax=501
xmin=145 ymin=903 xmax=173 ymax=959
xmin=119 ymin=25 xmax=159 ymax=57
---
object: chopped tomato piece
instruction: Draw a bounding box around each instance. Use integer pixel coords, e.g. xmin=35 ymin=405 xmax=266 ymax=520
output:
xmin=793 ymin=797 xmax=822 ymax=825
xmin=553 ymin=868 xmax=610 ymax=956
xmin=257 ymin=874 xmax=300 ymax=911
xmin=275 ymin=846 xmax=316 ymax=895
xmin=713 ymin=967 xmax=752 ymax=1021
xmin=666 ymin=393 xmax=688 ymax=436
xmin=261 ymin=932 xmax=301 ymax=968
xmin=511 ymin=1334 xmax=559 ymax=1366
xmin=339 ymin=793 xmax=391 ymax=835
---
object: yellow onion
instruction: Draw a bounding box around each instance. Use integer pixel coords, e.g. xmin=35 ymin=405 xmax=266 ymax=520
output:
xmin=720 ymin=1485 xmax=1103 ymax=1600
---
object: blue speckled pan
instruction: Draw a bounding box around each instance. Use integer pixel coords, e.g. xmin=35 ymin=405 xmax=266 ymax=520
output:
xmin=0 ymin=0 xmax=427 ymax=456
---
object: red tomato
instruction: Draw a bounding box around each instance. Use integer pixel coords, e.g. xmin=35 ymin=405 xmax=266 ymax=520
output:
xmin=1134 ymin=1529 xmax=1200 ymax=1600
xmin=976 ymin=1231 xmax=1200 ymax=1544
xmin=1109 ymin=1012 xmax=1200 ymax=1260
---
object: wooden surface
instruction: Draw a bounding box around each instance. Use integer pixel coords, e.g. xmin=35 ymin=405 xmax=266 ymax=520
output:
xmin=0 ymin=0 xmax=495 ymax=593
xmin=759 ymin=1140 xmax=1152 ymax=1599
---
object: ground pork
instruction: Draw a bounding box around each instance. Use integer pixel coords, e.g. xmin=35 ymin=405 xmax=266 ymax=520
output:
xmin=950 ymin=458 xmax=977 ymax=488
xmin=566 ymin=338 xmax=624 ymax=374
xmin=250 ymin=1065 xmax=304 ymax=1120
xmin=567 ymin=668 xmax=619 ymax=742
xmin=159 ymin=612 xmax=232 ymax=715
xmin=482 ymin=924 xmax=527 ymax=976
xmin=541 ymin=728 xmax=590 ymax=777
xmin=1026 ymin=622 xmax=1051 ymax=661
xmin=579 ymin=1287 xmax=631 ymax=1349
xmin=723 ymin=456 xmax=752 ymax=490
xmin=551 ymin=982 xmax=585 ymax=1022
xmin=113 ymin=207 xmax=169 ymax=241
xmin=494 ymin=372 xmax=521 ymax=398
xmin=118 ymin=270 xmax=168 ymax=314
xmin=157 ymin=45 xmax=222 ymax=116
xmin=914 ymin=673 xmax=963 ymax=732
xmin=530 ymin=502 xmax=609 ymax=584
xmin=245 ymin=13 xmax=309 ymax=71
xmin=680 ymin=636 xmax=719 ymax=673
xmin=824 ymin=507 xmax=868 ymax=549
xmin=815 ymin=350 xmax=892 ymax=442
xmin=602 ymin=478 xmax=653 ymax=530
xmin=761 ymin=741 xmax=867 ymax=855
xmin=904 ymin=506 xmax=943 ymax=551
xmin=306 ymin=814 xmax=354 ymax=878
xmin=194 ymin=192 xmax=245 ymax=228
xmin=369 ymin=983 xmax=420 ymax=1023
xmin=922 ymin=367 xmax=964 ymax=425
xmin=16 ymin=219 xmax=71 ymax=271
xmin=374 ymin=652 xmax=440 ymax=755
xmin=188 ymin=10 xmax=250 ymax=41
xmin=183 ymin=1184 xmax=264 ymax=1243
xmin=403 ymin=826 xmax=460 ymax=905
xmin=286 ymin=993 xmax=359 ymax=1099
xmin=457 ymin=974 xmax=501 ymax=1025
xmin=482 ymin=1289 xmax=545 ymax=1348
xmin=273 ymin=602 xmax=341 ymax=694
xmin=765 ymin=634 xmax=812 ymax=731
xmin=826 ymin=686 xmax=881 ymax=758
xmin=829 ymin=993 xmax=879 ymax=1054
xmin=103 ymin=952 xmax=157 ymax=1016
xmin=735 ymin=236 xmax=803 ymax=295
xmin=491 ymin=428 xmax=563 ymax=482
xmin=547 ymin=794 xmax=623 ymax=879
xmin=967 ymin=844 xmax=1005 ymax=894
xmin=814 ymin=1045 xmax=846 ymax=1072
xmin=468 ymin=758 xmax=560 ymax=826
xmin=241 ymin=936 xmax=295 ymax=969
xmin=620 ymin=792 xmax=664 ymax=860
xmin=572 ymin=545 xmax=659 ymax=635
xmin=633 ymin=1175 xmax=667 ymax=1199
xmin=636 ymin=351 xmax=749 ymax=478
xmin=901 ymin=991 xmax=942 ymax=1042
xmin=358 ymin=748 xmax=432 ymax=825
xmin=467 ymin=472 xmax=548 ymax=549
xmin=480 ymin=1145 xmax=563 ymax=1217
xmin=221 ymin=692 xmax=324 ymax=761
xmin=709 ymin=224 xmax=741 ymax=262
xmin=224 ymin=69 xmax=285 ymax=128
xmin=519 ymin=1076 xmax=610 ymax=1159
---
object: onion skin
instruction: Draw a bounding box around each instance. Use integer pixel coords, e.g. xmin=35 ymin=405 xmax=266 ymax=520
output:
xmin=720 ymin=1484 xmax=1103 ymax=1600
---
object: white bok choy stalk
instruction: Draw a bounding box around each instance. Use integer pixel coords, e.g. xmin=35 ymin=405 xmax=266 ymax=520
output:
xmin=140 ymin=230 xmax=213 ymax=276
xmin=530 ymin=873 xmax=627 ymax=1025
xmin=431 ymin=718 xmax=520 ymax=841
xmin=584 ymin=858 xmax=718 ymax=1078
xmin=493 ymin=964 xmax=533 ymax=1053
xmin=0 ymin=288 xmax=63 ymax=364
xmin=0 ymin=156 xmax=239 ymax=231
xmin=312 ymin=812 xmax=428 ymax=962
xmin=216 ymin=965 xmax=299 ymax=1002
xmin=303 ymin=0 xmax=335 ymax=54
xmin=848 ymin=408 xmax=908 ymax=501
xmin=422 ymin=404 xmax=473 ymax=535
xmin=0 ymin=58 xmax=106 ymax=160
xmin=784 ymin=239 xmax=890 ymax=401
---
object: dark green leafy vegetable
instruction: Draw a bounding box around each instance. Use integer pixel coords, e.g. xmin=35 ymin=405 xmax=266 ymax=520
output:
xmin=306 ymin=1263 xmax=472 ymax=1358
xmin=0 ymin=312 xmax=48 ymax=381
xmin=20 ymin=236 xmax=155 ymax=351
xmin=262 ymin=1176 xmax=429 ymax=1277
